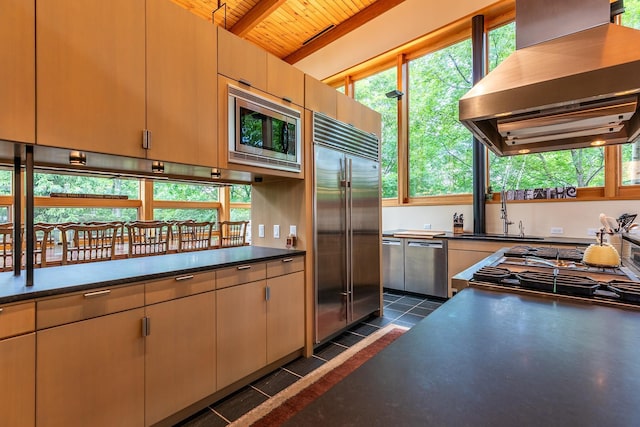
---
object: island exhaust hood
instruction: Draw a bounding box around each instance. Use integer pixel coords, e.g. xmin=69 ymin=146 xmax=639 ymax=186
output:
xmin=459 ymin=0 xmax=640 ymax=156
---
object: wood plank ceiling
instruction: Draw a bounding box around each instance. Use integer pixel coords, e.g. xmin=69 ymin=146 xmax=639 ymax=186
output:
xmin=170 ymin=0 xmax=406 ymax=63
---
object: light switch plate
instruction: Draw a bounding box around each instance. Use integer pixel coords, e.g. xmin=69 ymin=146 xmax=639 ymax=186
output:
xmin=258 ymin=224 xmax=265 ymax=238
xmin=273 ymin=224 xmax=280 ymax=239
xmin=289 ymin=225 xmax=297 ymax=236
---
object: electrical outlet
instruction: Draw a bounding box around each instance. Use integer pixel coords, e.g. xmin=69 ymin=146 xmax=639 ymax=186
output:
xmin=587 ymin=228 xmax=598 ymax=236
xmin=423 ymin=224 xmax=432 ymax=230
xmin=550 ymin=227 xmax=564 ymax=235
xmin=258 ymin=224 xmax=265 ymax=238
xmin=273 ymin=225 xmax=280 ymax=239
xmin=289 ymin=225 xmax=297 ymax=237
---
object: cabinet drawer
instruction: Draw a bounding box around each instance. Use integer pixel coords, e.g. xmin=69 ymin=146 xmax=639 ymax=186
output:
xmin=145 ymin=271 xmax=215 ymax=305
xmin=266 ymin=256 xmax=304 ymax=278
xmin=0 ymin=301 xmax=35 ymax=339
xmin=37 ymin=284 xmax=145 ymax=329
xmin=216 ymin=262 xmax=266 ymax=289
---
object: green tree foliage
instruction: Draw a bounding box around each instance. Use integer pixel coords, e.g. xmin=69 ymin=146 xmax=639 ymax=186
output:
xmin=408 ymin=39 xmax=474 ymax=196
xmin=230 ymin=184 xmax=251 ymax=203
xmin=154 ymin=181 xmax=219 ymax=202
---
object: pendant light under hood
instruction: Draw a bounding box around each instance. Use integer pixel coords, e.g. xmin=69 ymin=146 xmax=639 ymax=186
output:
xmin=459 ymin=0 xmax=640 ymax=156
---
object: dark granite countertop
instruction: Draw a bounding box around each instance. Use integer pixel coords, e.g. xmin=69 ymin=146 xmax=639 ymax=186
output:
xmin=0 ymin=246 xmax=305 ymax=305
xmin=384 ymin=229 xmax=593 ymax=246
xmin=286 ymin=287 xmax=640 ymax=426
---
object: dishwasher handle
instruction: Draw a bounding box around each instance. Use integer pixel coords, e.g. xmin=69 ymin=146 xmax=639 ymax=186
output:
xmin=407 ymin=240 xmax=443 ymax=249
xmin=382 ymin=239 xmax=402 ymax=246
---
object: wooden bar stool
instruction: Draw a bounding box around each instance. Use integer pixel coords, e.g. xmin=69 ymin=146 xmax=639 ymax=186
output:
xmin=59 ymin=223 xmax=117 ymax=264
xmin=126 ymin=221 xmax=172 ymax=258
xmin=219 ymin=221 xmax=248 ymax=248
xmin=176 ymin=220 xmax=213 ymax=252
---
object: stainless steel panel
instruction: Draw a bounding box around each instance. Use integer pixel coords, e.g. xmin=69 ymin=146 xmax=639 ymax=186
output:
xmin=349 ymin=154 xmax=381 ymax=321
xmin=382 ymin=238 xmax=404 ymax=291
xmin=404 ymin=239 xmax=447 ymax=298
xmin=314 ymin=145 xmax=348 ymax=342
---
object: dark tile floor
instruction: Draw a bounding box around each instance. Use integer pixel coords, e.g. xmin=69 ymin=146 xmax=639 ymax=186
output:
xmin=175 ymin=290 xmax=445 ymax=427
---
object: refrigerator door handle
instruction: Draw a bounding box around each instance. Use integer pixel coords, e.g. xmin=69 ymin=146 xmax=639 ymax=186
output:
xmin=347 ymin=157 xmax=354 ymax=322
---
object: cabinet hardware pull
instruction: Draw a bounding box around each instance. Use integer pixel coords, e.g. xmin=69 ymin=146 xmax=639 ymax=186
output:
xmin=282 ymin=258 xmax=293 ymax=263
xmin=237 ymin=265 xmax=252 ymax=270
xmin=265 ymin=286 xmax=270 ymax=301
xmin=142 ymin=317 xmax=151 ymax=337
xmin=83 ymin=289 xmax=111 ymax=298
xmin=238 ymin=79 xmax=252 ymax=87
xmin=282 ymin=96 xmax=292 ymax=103
xmin=175 ymin=275 xmax=194 ymax=281
xmin=142 ymin=129 xmax=152 ymax=149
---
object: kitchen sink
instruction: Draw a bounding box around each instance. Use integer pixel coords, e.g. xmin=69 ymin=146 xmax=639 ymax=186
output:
xmin=458 ymin=233 xmax=545 ymax=241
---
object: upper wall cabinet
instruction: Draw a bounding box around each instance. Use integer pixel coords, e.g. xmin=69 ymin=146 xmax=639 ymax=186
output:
xmin=36 ymin=0 xmax=218 ymax=166
xmin=217 ymin=27 xmax=268 ymax=92
xmin=267 ymin=53 xmax=304 ymax=107
xmin=1 ymin=0 xmax=35 ymax=144
xmin=336 ymin=92 xmax=381 ymax=138
xmin=36 ymin=0 xmax=147 ymax=158
xmin=304 ymin=74 xmax=337 ymax=119
xmin=146 ymin=0 xmax=217 ymax=167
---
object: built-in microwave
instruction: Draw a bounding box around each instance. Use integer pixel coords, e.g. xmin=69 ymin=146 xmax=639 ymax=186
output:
xmin=227 ymin=85 xmax=302 ymax=173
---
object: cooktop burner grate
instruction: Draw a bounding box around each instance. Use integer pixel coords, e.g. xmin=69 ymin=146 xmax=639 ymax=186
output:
xmin=607 ymin=280 xmax=640 ymax=303
xmin=472 ymin=266 xmax=512 ymax=283
xmin=515 ymin=270 xmax=599 ymax=296
xmin=503 ymin=246 xmax=584 ymax=262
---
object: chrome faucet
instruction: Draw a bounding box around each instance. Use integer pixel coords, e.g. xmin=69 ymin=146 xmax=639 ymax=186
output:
xmin=500 ymin=190 xmax=514 ymax=236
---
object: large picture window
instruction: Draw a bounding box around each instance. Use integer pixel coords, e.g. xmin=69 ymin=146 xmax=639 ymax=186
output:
xmin=408 ymin=39 xmax=473 ymax=197
xmin=620 ymin=0 xmax=640 ymax=186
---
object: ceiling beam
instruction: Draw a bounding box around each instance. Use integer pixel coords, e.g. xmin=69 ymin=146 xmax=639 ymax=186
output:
xmin=283 ymin=0 xmax=407 ymax=64
xmin=230 ymin=0 xmax=287 ymax=37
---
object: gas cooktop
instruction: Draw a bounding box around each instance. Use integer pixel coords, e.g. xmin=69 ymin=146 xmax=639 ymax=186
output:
xmin=469 ymin=245 xmax=640 ymax=307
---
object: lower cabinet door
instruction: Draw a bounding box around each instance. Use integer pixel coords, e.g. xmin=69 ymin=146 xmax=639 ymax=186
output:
xmin=267 ymin=271 xmax=304 ymax=363
xmin=216 ymin=281 xmax=267 ymax=389
xmin=0 ymin=333 xmax=35 ymax=427
xmin=144 ymin=291 xmax=216 ymax=426
xmin=36 ymin=308 xmax=145 ymax=427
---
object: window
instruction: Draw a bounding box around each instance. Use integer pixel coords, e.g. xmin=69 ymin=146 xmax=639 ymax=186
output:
xmin=408 ymin=38 xmax=473 ymax=197
xmin=620 ymin=0 xmax=640 ymax=186
xmin=0 ymin=169 xmax=11 ymax=195
xmin=487 ymin=23 xmax=605 ymax=192
xmin=33 ymin=172 xmax=138 ymax=198
xmin=154 ymin=181 xmax=219 ymax=202
xmin=33 ymin=172 xmax=139 ymax=223
xmin=230 ymin=184 xmax=251 ymax=221
xmin=354 ymin=67 xmax=398 ymax=199
xmin=153 ymin=180 xmax=221 ymax=222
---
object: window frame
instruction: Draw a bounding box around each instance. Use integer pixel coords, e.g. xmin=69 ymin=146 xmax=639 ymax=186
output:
xmin=325 ymin=0 xmax=640 ymax=206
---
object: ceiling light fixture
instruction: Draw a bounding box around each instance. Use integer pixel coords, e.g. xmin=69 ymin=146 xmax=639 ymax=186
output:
xmin=590 ymin=140 xmax=607 ymax=146
xmin=69 ymin=151 xmax=87 ymax=166
xmin=385 ymin=89 xmax=404 ymax=99
xmin=211 ymin=168 xmax=221 ymax=179
xmin=517 ymin=148 xmax=531 ymax=154
xmin=151 ymin=161 xmax=165 ymax=174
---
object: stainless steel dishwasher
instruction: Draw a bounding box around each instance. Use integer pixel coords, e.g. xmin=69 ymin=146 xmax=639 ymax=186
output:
xmin=382 ymin=237 xmax=404 ymax=291
xmin=404 ymin=239 xmax=447 ymax=297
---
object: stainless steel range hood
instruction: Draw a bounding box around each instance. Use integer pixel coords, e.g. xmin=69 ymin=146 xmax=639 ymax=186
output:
xmin=459 ymin=0 xmax=640 ymax=156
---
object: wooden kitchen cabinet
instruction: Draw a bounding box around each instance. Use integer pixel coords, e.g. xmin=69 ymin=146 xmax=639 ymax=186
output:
xmin=144 ymin=287 xmax=216 ymax=426
xmin=0 ymin=333 xmax=35 ymax=427
xmin=267 ymin=53 xmax=305 ymax=106
xmin=266 ymin=257 xmax=305 ymax=363
xmin=0 ymin=0 xmax=35 ymax=144
xmin=0 ymin=301 xmax=36 ymax=427
xmin=37 ymin=0 xmax=218 ymax=166
xmin=36 ymin=0 xmax=147 ymax=158
xmin=36 ymin=307 xmax=145 ymax=427
xmin=337 ymin=92 xmax=381 ymax=137
xmin=216 ymin=279 xmax=268 ymax=389
xmin=146 ymin=0 xmax=217 ymax=166
xmin=305 ymin=74 xmax=337 ymax=118
xmin=218 ymin=27 xmax=268 ymax=91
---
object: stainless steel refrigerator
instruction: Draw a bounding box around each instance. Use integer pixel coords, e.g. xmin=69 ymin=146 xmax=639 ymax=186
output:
xmin=313 ymin=112 xmax=381 ymax=344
